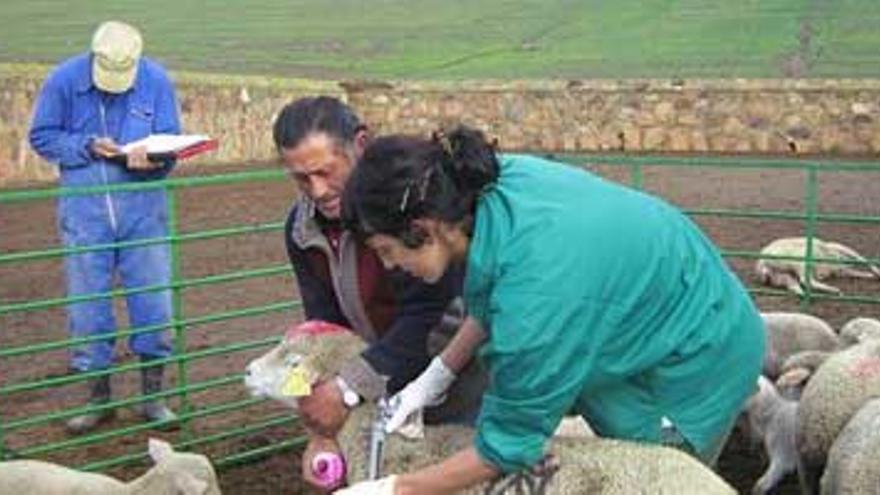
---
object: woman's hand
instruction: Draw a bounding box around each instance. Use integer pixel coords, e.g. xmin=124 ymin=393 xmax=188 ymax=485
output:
xmin=333 ymin=475 xmax=397 ymax=494
xmin=385 ymin=316 xmax=485 ymax=434
xmin=336 ymin=447 xmax=498 ymax=495
xmin=298 ymin=378 xmax=349 ymax=437
xmin=385 ymin=356 xmax=456 ymax=433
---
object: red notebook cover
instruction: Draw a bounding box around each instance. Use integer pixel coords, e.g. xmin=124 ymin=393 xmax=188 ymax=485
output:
xmin=163 ymin=138 xmax=219 ymax=160
xmin=112 ymin=135 xmax=219 ymax=164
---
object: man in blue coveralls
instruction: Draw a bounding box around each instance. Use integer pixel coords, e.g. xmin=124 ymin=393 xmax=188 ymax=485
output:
xmin=29 ymin=20 xmax=180 ymax=434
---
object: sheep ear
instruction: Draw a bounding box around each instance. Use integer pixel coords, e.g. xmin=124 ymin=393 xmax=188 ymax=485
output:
xmin=148 ymin=438 xmax=175 ymax=463
xmin=175 ymin=472 xmax=210 ymax=494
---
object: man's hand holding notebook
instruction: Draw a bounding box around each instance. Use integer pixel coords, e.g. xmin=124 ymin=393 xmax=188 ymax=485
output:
xmin=119 ymin=134 xmax=218 ymax=163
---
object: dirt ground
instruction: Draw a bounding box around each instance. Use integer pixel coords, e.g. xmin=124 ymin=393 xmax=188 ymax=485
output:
xmin=1 ymin=157 xmax=878 ymax=494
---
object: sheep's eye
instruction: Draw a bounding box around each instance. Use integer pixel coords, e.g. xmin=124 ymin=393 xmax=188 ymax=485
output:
xmin=283 ymin=354 xmax=301 ymax=368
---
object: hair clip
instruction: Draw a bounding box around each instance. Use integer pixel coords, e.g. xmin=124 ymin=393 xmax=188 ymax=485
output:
xmin=399 ymin=167 xmax=434 ymax=214
xmin=417 ymin=167 xmax=434 ymax=202
xmin=399 ymin=181 xmax=413 ymax=213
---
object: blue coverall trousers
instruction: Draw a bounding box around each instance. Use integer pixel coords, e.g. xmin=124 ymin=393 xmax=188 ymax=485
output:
xmin=60 ymin=189 xmax=173 ymax=372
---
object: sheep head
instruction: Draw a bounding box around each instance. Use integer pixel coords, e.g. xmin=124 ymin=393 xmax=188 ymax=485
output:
xmin=776 ymin=366 xmax=812 ymax=399
xmin=244 ymin=321 xmax=366 ymax=407
xmin=145 ymin=438 xmax=221 ymax=495
xmin=840 ymin=317 xmax=880 ymax=346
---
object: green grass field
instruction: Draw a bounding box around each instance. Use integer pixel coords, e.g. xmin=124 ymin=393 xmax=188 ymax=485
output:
xmin=1 ymin=0 xmax=878 ymax=79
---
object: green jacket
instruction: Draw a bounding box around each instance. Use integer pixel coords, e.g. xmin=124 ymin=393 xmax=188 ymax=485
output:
xmin=465 ymin=154 xmax=764 ymax=472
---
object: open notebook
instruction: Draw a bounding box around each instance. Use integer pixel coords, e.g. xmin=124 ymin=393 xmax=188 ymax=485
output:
xmin=118 ymin=134 xmax=218 ymax=161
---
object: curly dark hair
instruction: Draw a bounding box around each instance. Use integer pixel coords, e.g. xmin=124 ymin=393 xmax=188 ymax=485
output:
xmin=342 ymin=125 xmax=499 ymax=247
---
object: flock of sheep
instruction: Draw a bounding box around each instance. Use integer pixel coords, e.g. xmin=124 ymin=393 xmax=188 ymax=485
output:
xmin=241 ymin=307 xmax=880 ymax=494
xmin=747 ymin=312 xmax=880 ymax=494
xmin=244 ymin=322 xmax=737 ymax=494
xmin=1 ymin=235 xmax=878 ymax=494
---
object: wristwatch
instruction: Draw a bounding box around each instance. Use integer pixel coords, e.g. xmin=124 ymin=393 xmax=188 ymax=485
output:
xmin=335 ymin=376 xmax=361 ymax=408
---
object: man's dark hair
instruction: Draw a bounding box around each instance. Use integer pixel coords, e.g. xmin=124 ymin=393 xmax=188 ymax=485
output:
xmin=343 ymin=125 xmax=499 ymax=247
xmin=272 ymin=96 xmax=364 ymax=152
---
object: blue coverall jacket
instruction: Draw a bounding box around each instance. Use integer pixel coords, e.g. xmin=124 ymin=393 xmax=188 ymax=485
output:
xmin=467 ymin=155 xmax=764 ymax=472
xmin=29 ymin=52 xmax=181 ymax=371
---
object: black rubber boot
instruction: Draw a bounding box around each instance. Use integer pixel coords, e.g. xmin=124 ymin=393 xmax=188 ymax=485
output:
xmin=138 ymin=364 xmax=179 ymax=430
xmin=66 ymin=375 xmax=115 ymax=435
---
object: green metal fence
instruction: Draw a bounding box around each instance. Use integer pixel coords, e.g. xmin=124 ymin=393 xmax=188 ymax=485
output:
xmin=1 ymin=154 xmax=879 ymax=479
xmin=0 ymin=169 xmax=304 ymax=476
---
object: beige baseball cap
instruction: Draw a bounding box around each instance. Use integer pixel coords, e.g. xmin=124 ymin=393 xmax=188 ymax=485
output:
xmin=91 ymin=21 xmax=142 ymax=93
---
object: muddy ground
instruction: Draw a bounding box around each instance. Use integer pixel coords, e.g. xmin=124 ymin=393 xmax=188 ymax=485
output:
xmin=1 ymin=158 xmax=878 ymax=494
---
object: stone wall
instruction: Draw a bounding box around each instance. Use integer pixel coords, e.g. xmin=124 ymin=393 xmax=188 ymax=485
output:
xmin=2 ymin=63 xmax=878 ymax=184
xmin=349 ymin=79 xmax=880 ymax=156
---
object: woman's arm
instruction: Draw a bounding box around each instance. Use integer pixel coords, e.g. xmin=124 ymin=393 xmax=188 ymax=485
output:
xmin=336 ymin=446 xmax=499 ymax=495
xmin=383 ymin=316 xmax=485 ymax=433
xmin=396 ymin=446 xmax=498 ymax=495
xmin=438 ymin=316 xmax=486 ymax=372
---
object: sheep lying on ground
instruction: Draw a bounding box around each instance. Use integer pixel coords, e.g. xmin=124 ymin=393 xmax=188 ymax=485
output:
xmin=795 ymin=340 xmax=880 ymax=494
xmin=245 ymin=322 xmax=735 ymax=494
xmin=755 ymin=237 xmax=880 ymax=296
xmin=839 ymin=317 xmax=880 ymax=346
xmin=820 ymin=397 xmax=880 ymax=495
xmin=0 ymin=438 xmax=220 ymax=495
xmin=746 ymin=376 xmax=799 ymax=495
xmin=761 ymin=312 xmax=840 ymax=379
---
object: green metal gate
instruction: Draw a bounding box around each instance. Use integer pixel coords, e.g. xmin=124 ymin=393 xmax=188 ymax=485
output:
xmin=0 ymin=169 xmax=304 ymax=476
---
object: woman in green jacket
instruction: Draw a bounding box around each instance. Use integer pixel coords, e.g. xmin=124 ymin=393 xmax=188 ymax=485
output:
xmin=338 ymin=126 xmax=764 ymax=494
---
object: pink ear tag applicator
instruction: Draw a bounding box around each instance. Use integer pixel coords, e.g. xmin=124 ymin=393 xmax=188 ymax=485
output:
xmin=311 ymin=451 xmax=347 ymax=489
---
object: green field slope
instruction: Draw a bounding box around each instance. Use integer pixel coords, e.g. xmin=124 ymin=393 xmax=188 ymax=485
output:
xmin=1 ymin=0 xmax=878 ymax=79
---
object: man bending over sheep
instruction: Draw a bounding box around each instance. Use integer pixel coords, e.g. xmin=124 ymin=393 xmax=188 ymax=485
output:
xmin=272 ymin=97 xmax=485 ymax=490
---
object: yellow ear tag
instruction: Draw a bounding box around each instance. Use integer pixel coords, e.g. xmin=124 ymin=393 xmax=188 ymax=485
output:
xmin=282 ymin=366 xmax=313 ymax=397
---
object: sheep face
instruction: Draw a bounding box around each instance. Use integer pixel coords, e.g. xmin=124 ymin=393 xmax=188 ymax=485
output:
xmin=775 ymin=367 xmax=812 ymax=400
xmin=148 ymin=438 xmax=221 ymax=495
xmin=244 ymin=338 xmax=307 ymax=407
xmin=839 ymin=317 xmax=880 ymax=346
xmin=244 ymin=321 xmax=364 ymax=407
xmin=755 ymin=260 xmax=800 ymax=294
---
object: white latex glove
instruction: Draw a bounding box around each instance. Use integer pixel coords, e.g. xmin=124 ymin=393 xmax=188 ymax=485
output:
xmin=385 ymin=356 xmax=456 ymax=434
xmin=334 ymin=475 xmax=397 ymax=494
